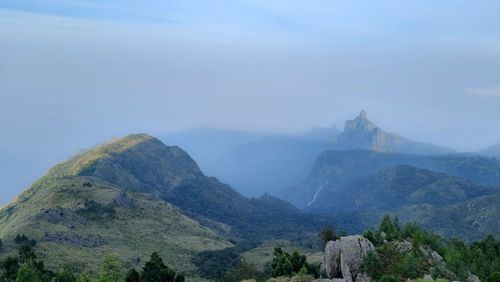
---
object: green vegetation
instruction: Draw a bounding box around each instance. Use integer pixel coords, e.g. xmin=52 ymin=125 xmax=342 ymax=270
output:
xmin=0 ymin=244 xmax=185 ymax=282
xmin=0 ymin=134 xmax=332 ymax=280
xmin=364 ymin=215 xmax=500 ymax=282
xmin=317 ymin=227 xmax=338 ymax=246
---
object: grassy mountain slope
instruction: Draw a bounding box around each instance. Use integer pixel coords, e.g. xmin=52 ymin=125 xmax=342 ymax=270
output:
xmin=0 ymin=175 xmax=231 ymax=278
xmin=0 ymin=133 xmax=336 ymax=277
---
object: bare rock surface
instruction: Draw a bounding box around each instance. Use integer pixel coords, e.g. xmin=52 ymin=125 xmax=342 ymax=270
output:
xmin=43 ymin=232 xmax=106 ymax=247
xmin=35 ymin=207 xmax=87 ymax=226
xmin=323 ymin=235 xmax=375 ymax=282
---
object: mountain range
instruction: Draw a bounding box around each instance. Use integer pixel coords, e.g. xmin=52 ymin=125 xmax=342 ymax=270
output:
xmin=478 ymin=143 xmax=500 ymax=158
xmin=163 ymin=111 xmax=456 ymax=197
xmin=281 ymin=148 xmax=500 ymax=240
xmin=0 ymin=134 xmax=334 ymax=277
xmin=1 ymin=112 xmax=499 ymax=278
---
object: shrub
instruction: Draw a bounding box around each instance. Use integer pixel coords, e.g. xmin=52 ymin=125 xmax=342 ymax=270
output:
xmin=318 ymin=227 xmax=337 ymax=245
xmin=97 ymin=255 xmax=122 ymax=282
xmin=362 ymin=251 xmax=382 ymax=279
xmin=378 ymin=274 xmax=400 ymax=282
xmin=489 ymin=272 xmax=500 ymax=282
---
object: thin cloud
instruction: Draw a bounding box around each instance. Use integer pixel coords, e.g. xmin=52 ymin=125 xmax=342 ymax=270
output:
xmin=465 ymin=86 xmax=500 ymax=97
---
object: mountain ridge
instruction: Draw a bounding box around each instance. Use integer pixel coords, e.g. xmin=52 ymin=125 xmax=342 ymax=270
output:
xmin=0 ymin=134 xmax=336 ymax=276
xmin=334 ymin=111 xmax=455 ymax=155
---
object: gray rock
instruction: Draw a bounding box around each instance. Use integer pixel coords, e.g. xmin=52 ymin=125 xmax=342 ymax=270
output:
xmin=111 ymin=192 xmax=134 ymax=208
xmin=467 ymin=274 xmax=481 ymax=282
xmin=43 ymin=232 xmax=106 ymax=247
xmin=419 ymin=245 xmax=443 ymax=264
xmin=392 ymin=240 xmax=413 ymax=253
xmin=355 ymin=272 xmax=371 ymax=282
xmin=423 ymin=274 xmax=433 ymax=281
xmin=35 ymin=207 xmax=87 ymax=226
xmin=323 ymin=235 xmax=375 ymax=282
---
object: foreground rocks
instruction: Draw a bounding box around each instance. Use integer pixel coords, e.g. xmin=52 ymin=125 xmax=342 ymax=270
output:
xmin=323 ymin=235 xmax=375 ymax=282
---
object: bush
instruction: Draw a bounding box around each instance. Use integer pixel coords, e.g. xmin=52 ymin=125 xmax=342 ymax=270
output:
xmin=54 ymin=269 xmax=77 ymax=282
xmin=125 ymin=269 xmax=140 ymax=282
xmin=318 ymin=227 xmax=337 ymax=245
xmin=141 ymin=252 xmax=175 ymax=282
xmin=489 ymin=272 xmax=500 ymax=282
xmin=362 ymin=251 xmax=382 ymax=279
xmin=97 ymin=255 xmax=122 ymax=282
xmin=378 ymin=274 xmax=400 ymax=282
xmin=401 ymin=253 xmax=421 ymax=279
xmin=15 ymin=262 xmax=42 ymax=282
xmin=290 ymin=274 xmax=313 ymax=282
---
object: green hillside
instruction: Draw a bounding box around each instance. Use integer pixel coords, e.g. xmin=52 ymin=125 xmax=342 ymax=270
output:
xmin=0 ymin=133 xmax=332 ymax=280
xmin=0 ymin=175 xmax=231 ymax=279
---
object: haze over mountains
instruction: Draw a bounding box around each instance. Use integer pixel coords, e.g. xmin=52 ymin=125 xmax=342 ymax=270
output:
xmin=162 ymin=111 xmax=459 ymax=197
xmin=0 ymin=134 xmax=334 ymax=276
xmin=0 ymin=124 xmax=499 ymax=279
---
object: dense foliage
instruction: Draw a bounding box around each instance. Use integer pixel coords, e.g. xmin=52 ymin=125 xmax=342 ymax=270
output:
xmin=0 ymin=217 xmax=499 ymax=282
xmin=0 ymin=235 xmax=184 ymax=282
xmin=363 ymin=215 xmax=500 ymax=282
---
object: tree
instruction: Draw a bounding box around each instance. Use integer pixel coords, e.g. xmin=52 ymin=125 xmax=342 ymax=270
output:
xmin=1 ymin=256 xmax=20 ymax=281
xmin=270 ymin=248 xmax=293 ymax=277
xmin=77 ymin=271 xmax=93 ymax=282
xmin=174 ymin=273 xmax=185 ymax=282
xmin=378 ymin=274 xmax=399 ymax=282
xmin=318 ymin=227 xmax=337 ymax=245
xmin=125 ymin=269 xmax=140 ymax=282
xmin=489 ymin=272 xmax=500 ymax=282
xmin=18 ymin=245 xmax=36 ymax=264
xmin=377 ymin=215 xmax=399 ymax=241
xmin=15 ymin=262 xmax=41 ymax=282
xmin=54 ymin=269 xmax=77 ymax=282
xmin=361 ymin=251 xmax=382 ymax=279
xmin=141 ymin=252 xmax=175 ymax=282
xmin=97 ymin=255 xmax=122 ymax=282
xmin=290 ymin=251 xmax=306 ymax=273
xmin=363 ymin=228 xmax=376 ymax=244
xmin=225 ymin=261 xmax=260 ymax=282
xmin=401 ymin=252 xmax=420 ymax=279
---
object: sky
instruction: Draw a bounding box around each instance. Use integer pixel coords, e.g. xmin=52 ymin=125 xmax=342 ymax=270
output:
xmin=1 ymin=0 xmax=500 ymax=203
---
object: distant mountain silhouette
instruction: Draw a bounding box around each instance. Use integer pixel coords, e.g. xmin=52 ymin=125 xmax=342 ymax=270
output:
xmin=160 ymin=112 xmax=454 ymax=197
xmin=478 ymin=143 xmax=500 ymax=158
xmin=334 ymin=111 xmax=455 ymax=154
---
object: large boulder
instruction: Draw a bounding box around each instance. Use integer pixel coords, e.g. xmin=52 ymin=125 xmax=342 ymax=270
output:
xmin=323 ymin=235 xmax=376 ymax=282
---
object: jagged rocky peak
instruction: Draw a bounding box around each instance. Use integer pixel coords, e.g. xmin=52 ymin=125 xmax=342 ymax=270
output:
xmin=344 ymin=110 xmax=378 ymax=133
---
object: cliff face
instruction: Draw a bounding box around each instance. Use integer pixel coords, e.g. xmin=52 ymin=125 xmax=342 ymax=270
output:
xmin=334 ymin=111 xmax=454 ymax=155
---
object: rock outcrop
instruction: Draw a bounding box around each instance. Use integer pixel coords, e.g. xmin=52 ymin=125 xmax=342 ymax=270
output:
xmin=323 ymin=235 xmax=375 ymax=282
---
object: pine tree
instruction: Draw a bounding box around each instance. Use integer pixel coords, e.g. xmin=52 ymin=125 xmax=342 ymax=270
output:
xmin=125 ymin=268 xmax=140 ymax=282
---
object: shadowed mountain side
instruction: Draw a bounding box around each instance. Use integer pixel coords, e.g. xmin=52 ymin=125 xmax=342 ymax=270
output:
xmin=478 ymin=143 xmax=500 ymax=158
xmin=307 ymin=164 xmax=495 ymax=212
xmin=285 ymin=150 xmax=500 ymax=208
xmin=0 ymin=134 xmax=341 ymax=274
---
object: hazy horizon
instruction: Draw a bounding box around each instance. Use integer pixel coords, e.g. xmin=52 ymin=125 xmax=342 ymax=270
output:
xmin=1 ymin=0 xmax=500 ymax=203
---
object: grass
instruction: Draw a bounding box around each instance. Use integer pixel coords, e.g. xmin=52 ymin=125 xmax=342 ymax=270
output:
xmin=0 ymin=175 xmax=232 ymax=279
xmin=241 ymin=240 xmax=323 ymax=271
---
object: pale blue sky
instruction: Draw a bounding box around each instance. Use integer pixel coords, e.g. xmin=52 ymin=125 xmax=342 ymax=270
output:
xmin=0 ymin=0 xmax=499 ymax=203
